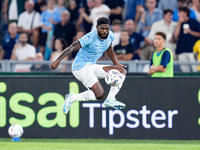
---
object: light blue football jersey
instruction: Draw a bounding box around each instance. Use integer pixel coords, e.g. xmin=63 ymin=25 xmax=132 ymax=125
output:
xmin=72 ymin=30 xmax=114 ymax=71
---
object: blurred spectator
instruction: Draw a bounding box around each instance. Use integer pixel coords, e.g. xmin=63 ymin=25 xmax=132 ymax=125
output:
xmin=34 ymin=0 xmax=46 ymax=13
xmin=174 ymin=6 xmax=200 ymax=72
xmin=30 ymin=52 xmax=51 ymax=72
xmin=190 ymin=0 xmax=200 ymax=22
xmin=17 ymin=0 xmax=40 ymax=47
xmin=173 ymin=0 xmax=196 ymax=22
xmin=71 ymin=29 xmax=85 ymax=59
xmin=148 ymin=9 xmax=177 ymax=58
xmin=138 ymin=0 xmax=163 ymax=37
xmin=50 ymin=38 xmax=68 ymax=72
xmin=125 ymin=20 xmax=151 ymax=52
xmin=125 ymin=0 xmax=144 ymax=25
xmin=39 ymin=1 xmax=47 ymax=13
xmin=67 ymin=0 xmax=81 ymax=23
xmin=193 ymin=39 xmax=200 ymax=71
xmin=157 ymin=0 xmax=178 ymax=11
xmin=114 ymin=29 xmax=135 ymax=60
xmin=111 ymin=19 xmax=121 ymax=48
xmin=148 ymin=32 xmax=174 ymax=77
xmin=55 ymin=0 xmax=67 ymax=13
xmin=0 ymin=22 xmax=19 ymax=60
xmin=39 ymin=0 xmax=61 ymax=54
xmin=81 ymin=0 xmax=110 ymax=31
xmin=72 ymin=28 xmax=86 ymax=43
xmin=52 ymin=10 xmax=76 ymax=49
xmin=10 ymin=32 xmax=36 ymax=72
xmin=104 ymin=0 xmax=124 ymax=23
xmin=125 ymin=20 xmax=154 ymax=60
xmin=3 ymin=0 xmax=26 ymax=23
xmin=76 ymin=0 xmax=94 ymax=33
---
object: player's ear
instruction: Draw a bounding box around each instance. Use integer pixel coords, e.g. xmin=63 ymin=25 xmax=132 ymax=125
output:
xmin=96 ymin=25 xmax=98 ymax=30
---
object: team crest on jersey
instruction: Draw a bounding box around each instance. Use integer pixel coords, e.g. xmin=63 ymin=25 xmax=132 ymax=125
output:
xmin=82 ymin=36 xmax=88 ymax=41
xmin=107 ymin=42 xmax=111 ymax=46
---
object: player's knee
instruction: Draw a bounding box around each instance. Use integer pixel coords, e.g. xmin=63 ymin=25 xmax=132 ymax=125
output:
xmin=95 ymin=90 xmax=104 ymax=99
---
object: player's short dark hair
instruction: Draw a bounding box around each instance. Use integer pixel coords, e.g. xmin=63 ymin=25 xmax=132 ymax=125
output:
xmin=155 ymin=32 xmax=166 ymax=40
xmin=178 ymin=6 xmax=190 ymax=17
xmin=97 ymin=17 xmax=110 ymax=26
xmin=163 ymin=9 xmax=173 ymax=15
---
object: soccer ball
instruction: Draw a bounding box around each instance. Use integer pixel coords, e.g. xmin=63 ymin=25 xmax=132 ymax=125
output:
xmin=8 ymin=124 xmax=24 ymax=138
xmin=105 ymin=69 xmax=122 ymax=86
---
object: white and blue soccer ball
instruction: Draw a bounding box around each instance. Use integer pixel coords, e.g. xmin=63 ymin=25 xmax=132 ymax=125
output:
xmin=8 ymin=124 xmax=24 ymax=138
xmin=105 ymin=69 xmax=122 ymax=86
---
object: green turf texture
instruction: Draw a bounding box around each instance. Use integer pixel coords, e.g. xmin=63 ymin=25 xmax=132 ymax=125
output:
xmin=1 ymin=138 xmax=200 ymax=150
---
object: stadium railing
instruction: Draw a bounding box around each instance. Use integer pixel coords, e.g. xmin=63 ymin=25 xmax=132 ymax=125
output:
xmin=0 ymin=60 xmax=200 ymax=73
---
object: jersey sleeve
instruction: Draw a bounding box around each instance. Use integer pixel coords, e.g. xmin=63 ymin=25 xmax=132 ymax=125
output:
xmin=160 ymin=51 xmax=171 ymax=68
xmin=78 ymin=32 xmax=93 ymax=47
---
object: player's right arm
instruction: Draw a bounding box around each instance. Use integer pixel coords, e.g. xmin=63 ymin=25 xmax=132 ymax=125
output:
xmin=51 ymin=41 xmax=81 ymax=70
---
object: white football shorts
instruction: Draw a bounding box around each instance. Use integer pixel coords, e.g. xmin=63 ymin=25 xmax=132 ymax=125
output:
xmin=72 ymin=64 xmax=108 ymax=89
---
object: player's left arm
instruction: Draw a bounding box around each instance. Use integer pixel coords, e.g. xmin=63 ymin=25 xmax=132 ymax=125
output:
xmin=51 ymin=41 xmax=81 ymax=70
xmin=106 ymin=45 xmax=127 ymax=68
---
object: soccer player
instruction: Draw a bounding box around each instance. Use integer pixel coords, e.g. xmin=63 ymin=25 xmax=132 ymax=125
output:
xmin=148 ymin=32 xmax=174 ymax=77
xmin=51 ymin=17 xmax=127 ymax=114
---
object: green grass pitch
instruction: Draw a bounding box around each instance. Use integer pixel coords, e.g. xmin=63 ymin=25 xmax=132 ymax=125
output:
xmin=1 ymin=138 xmax=200 ymax=150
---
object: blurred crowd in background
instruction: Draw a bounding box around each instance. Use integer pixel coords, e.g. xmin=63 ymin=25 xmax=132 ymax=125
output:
xmin=0 ymin=0 xmax=200 ymax=73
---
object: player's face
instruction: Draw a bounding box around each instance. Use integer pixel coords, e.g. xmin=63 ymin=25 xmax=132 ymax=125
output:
xmin=97 ymin=24 xmax=109 ymax=39
xmin=154 ymin=35 xmax=165 ymax=48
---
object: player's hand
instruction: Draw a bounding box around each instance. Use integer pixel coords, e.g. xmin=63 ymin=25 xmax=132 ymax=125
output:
xmin=116 ymin=64 xmax=127 ymax=68
xmin=51 ymin=60 xmax=60 ymax=70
